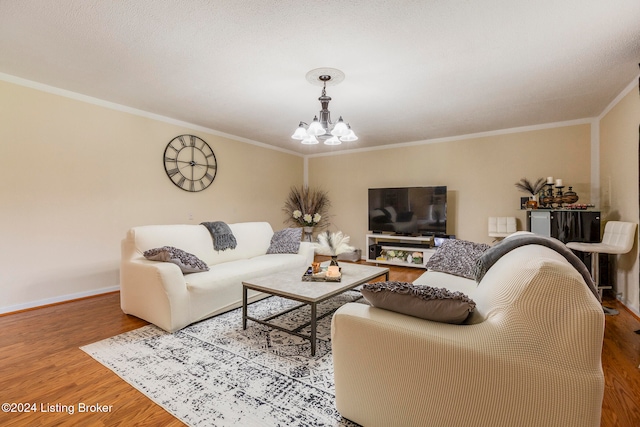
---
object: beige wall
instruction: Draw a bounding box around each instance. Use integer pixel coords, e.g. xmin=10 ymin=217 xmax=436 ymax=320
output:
xmin=0 ymin=80 xmax=303 ymax=312
xmin=308 ymin=124 xmax=592 ymax=254
xmin=3 ymin=76 xmax=637 ymax=315
xmin=599 ymin=84 xmax=640 ymax=313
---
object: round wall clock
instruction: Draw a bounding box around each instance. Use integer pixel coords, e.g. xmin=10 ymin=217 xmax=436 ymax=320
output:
xmin=163 ymin=134 xmax=217 ymax=192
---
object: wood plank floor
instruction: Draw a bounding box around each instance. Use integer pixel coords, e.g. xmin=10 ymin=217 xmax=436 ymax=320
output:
xmin=0 ymin=262 xmax=639 ymax=426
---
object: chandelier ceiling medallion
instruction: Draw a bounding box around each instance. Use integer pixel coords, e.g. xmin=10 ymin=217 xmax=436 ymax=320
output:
xmin=291 ymin=68 xmax=358 ymax=145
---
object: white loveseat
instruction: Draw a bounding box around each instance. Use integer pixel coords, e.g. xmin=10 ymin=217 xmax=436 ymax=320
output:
xmin=120 ymin=222 xmax=314 ymax=332
xmin=332 ymin=241 xmax=605 ymax=427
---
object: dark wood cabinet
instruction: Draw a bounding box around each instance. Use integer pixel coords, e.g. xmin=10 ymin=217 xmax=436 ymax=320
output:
xmin=527 ymin=210 xmax=601 ymax=243
xmin=527 ymin=210 xmax=609 ymax=284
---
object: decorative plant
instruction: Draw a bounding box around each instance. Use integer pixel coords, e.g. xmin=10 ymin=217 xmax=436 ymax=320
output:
xmin=515 ymin=177 xmax=546 ymax=196
xmin=283 ymin=186 xmax=331 ymax=229
xmin=379 ymin=249 xmax=424 ymax=264
xmin=314 ymin=231 xmax=355 ymax=256
xmin=382 ymin=249 xmax=406 ymax=262
xmin=293 ymin=211 xmax=322 ymax=227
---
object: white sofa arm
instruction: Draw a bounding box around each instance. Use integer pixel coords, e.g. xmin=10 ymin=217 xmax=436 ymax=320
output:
xmin=331 ymin=303 xmax=602 ymax=427
xmin=120 ymin=259 xmax=191 ymax=332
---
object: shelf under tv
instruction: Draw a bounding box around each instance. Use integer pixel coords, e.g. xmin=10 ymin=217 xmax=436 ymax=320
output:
xmin=365 ymin=234 xmax=437 ymax=269
xmin=374 ymin=240 xmax=433 ymax=249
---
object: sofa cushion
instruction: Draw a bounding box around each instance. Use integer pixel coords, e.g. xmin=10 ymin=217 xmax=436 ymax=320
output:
xmin=128 ymin=222 xmax=278 ymax=267
xmin=201 ymin=222 xmax=274 ymax=266
xmin=143 ymin=246 xmax=209 ymax=273
xmin=129 ymin=224 xmax=217 ymax=264
xmin=413 ymin=270 xmax=478 ymax=297
xmin=186 ymin=253 xmax=309 ymax=291
xmin=361 ymin=281 xmax=476 ymax=324
xmin=266 ymin=228 xmax=302 ymax=254
xmin=425 ymin=239 xmax=490 ymax=279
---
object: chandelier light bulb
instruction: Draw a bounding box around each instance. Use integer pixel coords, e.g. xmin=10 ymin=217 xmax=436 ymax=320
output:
xmin=330 ymin=116 xmax=349 ymax=137
xmin=306 ymin=116 xmax=326 ymax=136
xmin=291 ymin=123 xmax=308 ymax=140
xmin=340 ymin=127 xmax=358 ymax=142
xmin=324 ymin=136 xmax=342 ymax=145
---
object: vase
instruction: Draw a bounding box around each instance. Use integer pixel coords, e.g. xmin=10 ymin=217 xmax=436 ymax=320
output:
xmin=562 ymin=187 xmax=579 ymax=204
xmin=330 ymin=255 xmax=339 ymax=267
xmin=303 ymin=226 xmax=314 ymax=242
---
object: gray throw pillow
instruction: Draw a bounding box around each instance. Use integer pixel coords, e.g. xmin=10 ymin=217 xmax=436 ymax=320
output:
xmin=425 ymin=239 xmax=490 ymax=279
xmin=361 ymin=281 xmax=476 ymax=324
xmin=143 ymin=246 xmax=209 ymax=274
xmin=266 ymin=228 xmax=302 ymax=254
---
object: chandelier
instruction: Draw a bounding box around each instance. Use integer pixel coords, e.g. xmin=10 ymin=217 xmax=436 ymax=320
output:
xmin=291 ymin=68 xmax=358 ymax=145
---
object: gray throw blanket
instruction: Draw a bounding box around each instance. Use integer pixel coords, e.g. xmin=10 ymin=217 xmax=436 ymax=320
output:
xmin=474 ymin=234 xmax=600 ymax=302
xmin=200 ymin=221 xmax=237 ymax=251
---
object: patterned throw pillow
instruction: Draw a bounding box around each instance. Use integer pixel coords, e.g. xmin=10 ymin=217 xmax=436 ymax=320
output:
xmin=143 ymin=246 xmax=209 ymax=274
xmin=266 ymin=228 xmax=302 ymax=254
xmin=425 ymin=239 xmax=490 ymax=279
xmin=361 ymin=281 xmax=476 ymax=324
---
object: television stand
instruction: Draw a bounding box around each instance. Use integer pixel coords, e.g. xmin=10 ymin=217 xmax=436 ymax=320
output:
xmin=366 ymin=234 xmax=437 ymax=269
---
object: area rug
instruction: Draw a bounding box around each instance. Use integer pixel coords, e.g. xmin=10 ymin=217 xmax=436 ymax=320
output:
xmin=81 ymin=292 xmax=365 ymax=427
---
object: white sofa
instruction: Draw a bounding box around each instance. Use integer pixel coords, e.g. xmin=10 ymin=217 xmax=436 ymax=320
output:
xmin=332 ymin=242 xmax=605 ymax=427
xmin=120 ymin=222 xmax=314 ymax=332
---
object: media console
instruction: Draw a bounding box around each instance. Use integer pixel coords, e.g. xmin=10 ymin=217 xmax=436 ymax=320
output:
xmin=372 ymin=240 xmax=434 ymax=249
xmin=366 ymin=234 xmax=438 ymax=268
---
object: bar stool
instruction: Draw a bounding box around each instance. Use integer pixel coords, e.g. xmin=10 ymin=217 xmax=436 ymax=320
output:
xmin=488 ymin=217 xmax=517 ymax=242
xmin=566 ymin=221 xmax=637 ymax=315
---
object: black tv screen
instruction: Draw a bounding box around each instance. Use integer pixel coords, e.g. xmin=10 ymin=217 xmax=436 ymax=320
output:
xmin=368 ymin=186 xmax=447 ymax=236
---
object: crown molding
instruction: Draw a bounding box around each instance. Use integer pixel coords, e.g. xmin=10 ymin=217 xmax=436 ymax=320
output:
xmin=305 ymin=118 xmax=594 ymax=159
xmin=597 ymin=74 xmax=640 ymax=121
xmin=0 ymin=72 xmax=303 ymax=157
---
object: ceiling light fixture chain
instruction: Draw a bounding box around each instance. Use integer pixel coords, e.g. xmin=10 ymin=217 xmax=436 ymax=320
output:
xmin=291 ymin=68 xmax=358 ymax=146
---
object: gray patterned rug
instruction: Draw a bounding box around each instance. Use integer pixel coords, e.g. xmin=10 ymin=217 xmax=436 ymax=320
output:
xmin=81 ymin=292 xmax=365 ymax=427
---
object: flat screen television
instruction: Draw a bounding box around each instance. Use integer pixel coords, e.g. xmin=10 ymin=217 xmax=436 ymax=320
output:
xmin=368 ymin=186 xmax=447 ymax=236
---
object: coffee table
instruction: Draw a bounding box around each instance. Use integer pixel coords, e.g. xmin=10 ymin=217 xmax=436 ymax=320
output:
xmin=242 ymin=263 xmax=389 ymax=356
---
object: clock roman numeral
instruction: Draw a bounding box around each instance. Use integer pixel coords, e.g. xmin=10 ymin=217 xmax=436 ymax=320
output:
xmin=189 ymin=181 xmax=195 ymax=192
xmin=189 ymin=135 xmax=197 ymax=147
xmin=177 ymin=176 xmax=186 ymax=188
xmin=177 ymin=136 xmax=187 ymax=147
xmin=166 ymin=168 xmax=179 ymax=177
xmin=164 ymin=156 xmax=176 ymax=162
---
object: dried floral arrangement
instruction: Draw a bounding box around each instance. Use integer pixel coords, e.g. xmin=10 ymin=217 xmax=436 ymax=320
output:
xmin=314 ymin=231 xmax=355 ymax=256
xmin=282 ymin=185 xmax=331 ymax=229
xmin=514 ymin=177 xmax=546 ymax=195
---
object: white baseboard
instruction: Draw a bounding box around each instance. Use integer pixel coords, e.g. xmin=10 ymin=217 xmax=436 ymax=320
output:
xmin=616 ymin=295 xmax=640 ymax=318
xmin=0 ymin=286 xmax=120 ymax=315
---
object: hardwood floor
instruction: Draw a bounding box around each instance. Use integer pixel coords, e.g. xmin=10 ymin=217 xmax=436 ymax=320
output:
xmin=0 ymin=263 xmax=639 ymax=426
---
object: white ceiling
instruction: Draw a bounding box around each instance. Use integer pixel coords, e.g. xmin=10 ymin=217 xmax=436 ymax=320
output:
xmin=1 ymin=0 xmax=639 ymax=155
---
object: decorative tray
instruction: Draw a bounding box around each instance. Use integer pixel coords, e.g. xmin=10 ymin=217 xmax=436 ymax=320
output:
xmin=302 ymin=268 xmax=342 ymax=282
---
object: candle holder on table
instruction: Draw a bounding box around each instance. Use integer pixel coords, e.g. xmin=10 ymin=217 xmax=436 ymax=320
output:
xmin=553 ymin=185 xmax=565 ymax=207
xmin=540 ymin=183 xmax=555 ymax=208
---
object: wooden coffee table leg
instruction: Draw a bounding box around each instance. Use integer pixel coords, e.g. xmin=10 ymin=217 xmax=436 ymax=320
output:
xmin=310 ymin=302 xmax=317 ymax=356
